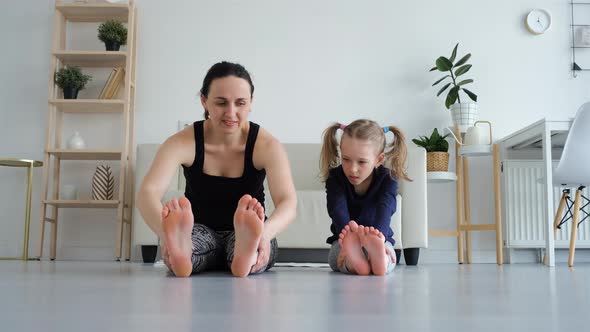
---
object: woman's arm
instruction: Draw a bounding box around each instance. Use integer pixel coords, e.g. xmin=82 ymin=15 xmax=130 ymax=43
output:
xmin=254 ymin=134 xmax=297 ymax=240
xmin=136 ymin=133 xmax=193 ymax=238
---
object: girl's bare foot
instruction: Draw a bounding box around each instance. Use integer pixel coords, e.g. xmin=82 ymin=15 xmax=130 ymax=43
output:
xmin=162 ymin=197 xmax=194 ymax=277
xmin=232 ymin=195 xmax=264 ymax=277
xmin=337 ymin=221 xmax=370 ymax=275
xmin=358 ymin=226 xmax=388 ymax=276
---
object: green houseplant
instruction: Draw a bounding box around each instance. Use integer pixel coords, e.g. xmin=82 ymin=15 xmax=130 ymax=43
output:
xmin=430 ymin=43 xmax=478 ymax=131
xmin=54 ymin=66 xmax=92 ymax=99
xmin=98 ymin=19 xmax=127 ymax=51
xmin=412 ymin=128 xmax=450 ymax=172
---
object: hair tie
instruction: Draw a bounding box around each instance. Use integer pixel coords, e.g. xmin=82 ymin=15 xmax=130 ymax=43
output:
xmin=383 ymin=127 xmax=389 ymax=133
xmin=339 ymin=123 xmax=347 ymax=130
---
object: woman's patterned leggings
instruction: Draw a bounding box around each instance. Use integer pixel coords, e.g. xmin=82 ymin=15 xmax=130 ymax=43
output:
xmin=188 ymin=223 xmax=278 ymax=274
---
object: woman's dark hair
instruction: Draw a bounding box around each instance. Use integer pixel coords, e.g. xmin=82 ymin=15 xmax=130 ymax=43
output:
xmin=200 ymin=61 xmax=254 ymax=119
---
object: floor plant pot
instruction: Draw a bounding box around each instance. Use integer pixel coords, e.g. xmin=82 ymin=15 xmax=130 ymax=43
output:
xmin=451 ymin=102 xmax=478 ymax=133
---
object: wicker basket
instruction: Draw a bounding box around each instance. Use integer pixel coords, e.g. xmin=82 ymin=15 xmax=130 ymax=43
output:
xmin=427 ymin=152 xmax=449 ymax=172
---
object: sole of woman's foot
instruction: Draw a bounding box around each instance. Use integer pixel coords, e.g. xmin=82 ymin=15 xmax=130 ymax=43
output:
xmin=358 ymin=227 xmax=388 ymax=276
xmin=162 ymin=197 xmax=194 ymax=277
xmin=232 ymin=195 xmax=264 ymax=277
xmin=338 ymin=222 xmax=370 ymax=276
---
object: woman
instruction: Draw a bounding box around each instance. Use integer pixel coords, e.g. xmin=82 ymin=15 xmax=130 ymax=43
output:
xmin=136 ymin=61 xmax=297 ymax=277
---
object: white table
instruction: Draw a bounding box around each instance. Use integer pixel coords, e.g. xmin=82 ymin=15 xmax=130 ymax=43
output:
xmin=498 ymin=119 xmax=572 ymax=267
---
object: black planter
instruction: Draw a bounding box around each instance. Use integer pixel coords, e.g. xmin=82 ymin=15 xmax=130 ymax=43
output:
xmin=104 ymin=40 xmax=121 ymax=51
xmin=62 ymin=87 xmax=79 ymax=99
xmin=141 ymin=245 xmax=158 ymax=263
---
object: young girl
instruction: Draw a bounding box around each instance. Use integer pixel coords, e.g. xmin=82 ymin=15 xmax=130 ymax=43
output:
xmin=320 ymin=119 xmax=410 ymax=276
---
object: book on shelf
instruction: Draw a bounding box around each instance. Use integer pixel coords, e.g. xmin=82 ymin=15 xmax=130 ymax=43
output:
xmin=99 ymin=68 xmax=125 ymax=99
xmin=98 ymin=69 xmax=116 ymax=99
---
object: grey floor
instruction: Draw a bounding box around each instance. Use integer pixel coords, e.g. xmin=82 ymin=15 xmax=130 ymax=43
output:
xmin=1 ymin=262 xmax=589 ymax=332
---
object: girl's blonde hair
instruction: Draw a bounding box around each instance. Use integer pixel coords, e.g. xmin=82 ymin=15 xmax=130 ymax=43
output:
xmin=319 ymin=119 xmax=411 ymax=182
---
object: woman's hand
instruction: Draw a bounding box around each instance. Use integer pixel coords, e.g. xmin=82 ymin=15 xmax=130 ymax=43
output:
xmin=160 ymin=238 xmax=172 ymax=270
xmin=251 ymin=235 xmax=271 ymax=272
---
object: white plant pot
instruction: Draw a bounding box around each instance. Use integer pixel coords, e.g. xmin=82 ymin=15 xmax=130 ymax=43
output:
xmin=450 ymin=103 xmax=478 ymax=133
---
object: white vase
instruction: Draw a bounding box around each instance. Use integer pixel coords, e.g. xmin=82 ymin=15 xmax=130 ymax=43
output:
xmin=450 ymin=103 xmax=478 ymax=133
xmin=67 ymin=132 xmax=86 ymax=149
xmin=61 ymin=185 xmax=78 ymax=200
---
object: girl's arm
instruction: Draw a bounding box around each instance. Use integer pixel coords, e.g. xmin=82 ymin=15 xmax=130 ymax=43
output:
xmin=372 ymin=176 xmax=398 ymax=232
xmin=326 ymin=171 xmax=351 ymax=233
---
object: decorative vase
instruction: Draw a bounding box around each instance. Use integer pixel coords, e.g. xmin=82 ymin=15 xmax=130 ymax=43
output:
xmin=92 ymin=165 xmax=114 ymax=200
xmin=426 ymin=152 xmax=449 ymax=172
xmin=66 ymin=132 xmax=86 ymax=149
xmin=60 ymin=184 xmax=78 ymax=200
xmin=450 ymin=102 xmax=478 ymax=133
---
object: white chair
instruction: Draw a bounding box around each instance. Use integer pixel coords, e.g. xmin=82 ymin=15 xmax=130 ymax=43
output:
xmin=552 ymin=102 xmax=590 ymax=267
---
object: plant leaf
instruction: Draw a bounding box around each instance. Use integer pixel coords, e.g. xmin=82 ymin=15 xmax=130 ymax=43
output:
xmin=435 ymin=57 xmax=453 ymax=71
xmin=442 ymin=140 xmax=449 ymax=152
xmin=432 ymin=75 xmax=450 ymax=86
xmin=449 ymin=43 xmax=458 ymax=63
xmin=454 ymin=64 xmax=472 ymax=77
xmin=454 ymin=53 xmax=471 ymax=67
xmin=429 ymin=66 xmax=438 ymax=72
xmin=457 ymin=79 xmax=473 ymax=86
xmin=431 ymin=128 xmax=440 ymax=141
xmin=445 ymin=87 xmax=459 ymax=109
xmin=436 ymin=82 xmax=451 ymax=97
xmin=463 ymin=88 xmax=478 ymax=102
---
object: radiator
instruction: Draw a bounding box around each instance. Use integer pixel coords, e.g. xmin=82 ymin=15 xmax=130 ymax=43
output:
xmin=503 ymin=160 xmax=590 ymax=248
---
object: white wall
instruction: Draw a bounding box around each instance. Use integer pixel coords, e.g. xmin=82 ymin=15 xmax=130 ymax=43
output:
xmin=1 ymin=0 xmax=588 ymax=261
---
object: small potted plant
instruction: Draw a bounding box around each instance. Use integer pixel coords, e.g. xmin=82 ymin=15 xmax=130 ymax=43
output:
xmin=412 ymin=128 xmax=450 ymax=172
xmin=54 ymin=66 xmax=92 ymax=99
xmin=430 ymin=43 xmax=478 ymax=132
xmin=98 ymin=19 xmax=127 ymax=51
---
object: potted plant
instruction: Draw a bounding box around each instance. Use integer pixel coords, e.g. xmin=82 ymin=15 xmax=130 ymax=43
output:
xmin=98 ymin=19 xmax=127 ymax=51
xmin=54 ymin=66 xmax=92 ymax=99
xmin=412 ymin=128 xmax=450 ymax=172
xmin=430 ymin=43 xmax=478 ymax=132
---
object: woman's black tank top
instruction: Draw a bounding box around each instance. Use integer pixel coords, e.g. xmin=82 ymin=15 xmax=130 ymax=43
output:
xmin=182 ymin=120 xmax=266 ymax=231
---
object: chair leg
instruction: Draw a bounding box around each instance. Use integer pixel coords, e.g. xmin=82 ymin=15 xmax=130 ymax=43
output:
xmin=544 ymin=190 xmax=569 ymax=265
xmin=554 ymin=191 xmax=569 ymax=234
xmin=568 ymin=188 xmax=583 ymax=267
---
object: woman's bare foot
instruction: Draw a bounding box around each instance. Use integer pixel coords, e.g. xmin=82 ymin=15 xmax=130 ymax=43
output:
xmin=337 ymin=221 xmax=370 ymax=275
xmin=232 ymin=195 xmax=264 ymax=277
xmin=358 ymin=226 xmax=388 ymax=276
xmin=162 ymin=197 xmax=194 ymax=277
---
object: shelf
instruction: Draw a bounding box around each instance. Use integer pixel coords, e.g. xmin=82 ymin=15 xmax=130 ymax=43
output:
xmin=56 ymin=2 xmax=129 ymax=22
xmin=47 ymin=149 xmax=122 ymax=160
xmin=458 ymin=144 xmax=493 ymax=156
xmin=50 ymin=99 xmax=125 ymax=113
xmin=44 ymin=200 xmax=119 ymax=208
xmin=53 ymin=51 xmax=127 ymax=67
xmin=427 ymin=171 xmax=457 ymax=183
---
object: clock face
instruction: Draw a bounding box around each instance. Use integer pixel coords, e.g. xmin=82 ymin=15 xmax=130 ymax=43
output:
xmin=526 ymin=9 xmax=552 ymax=34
